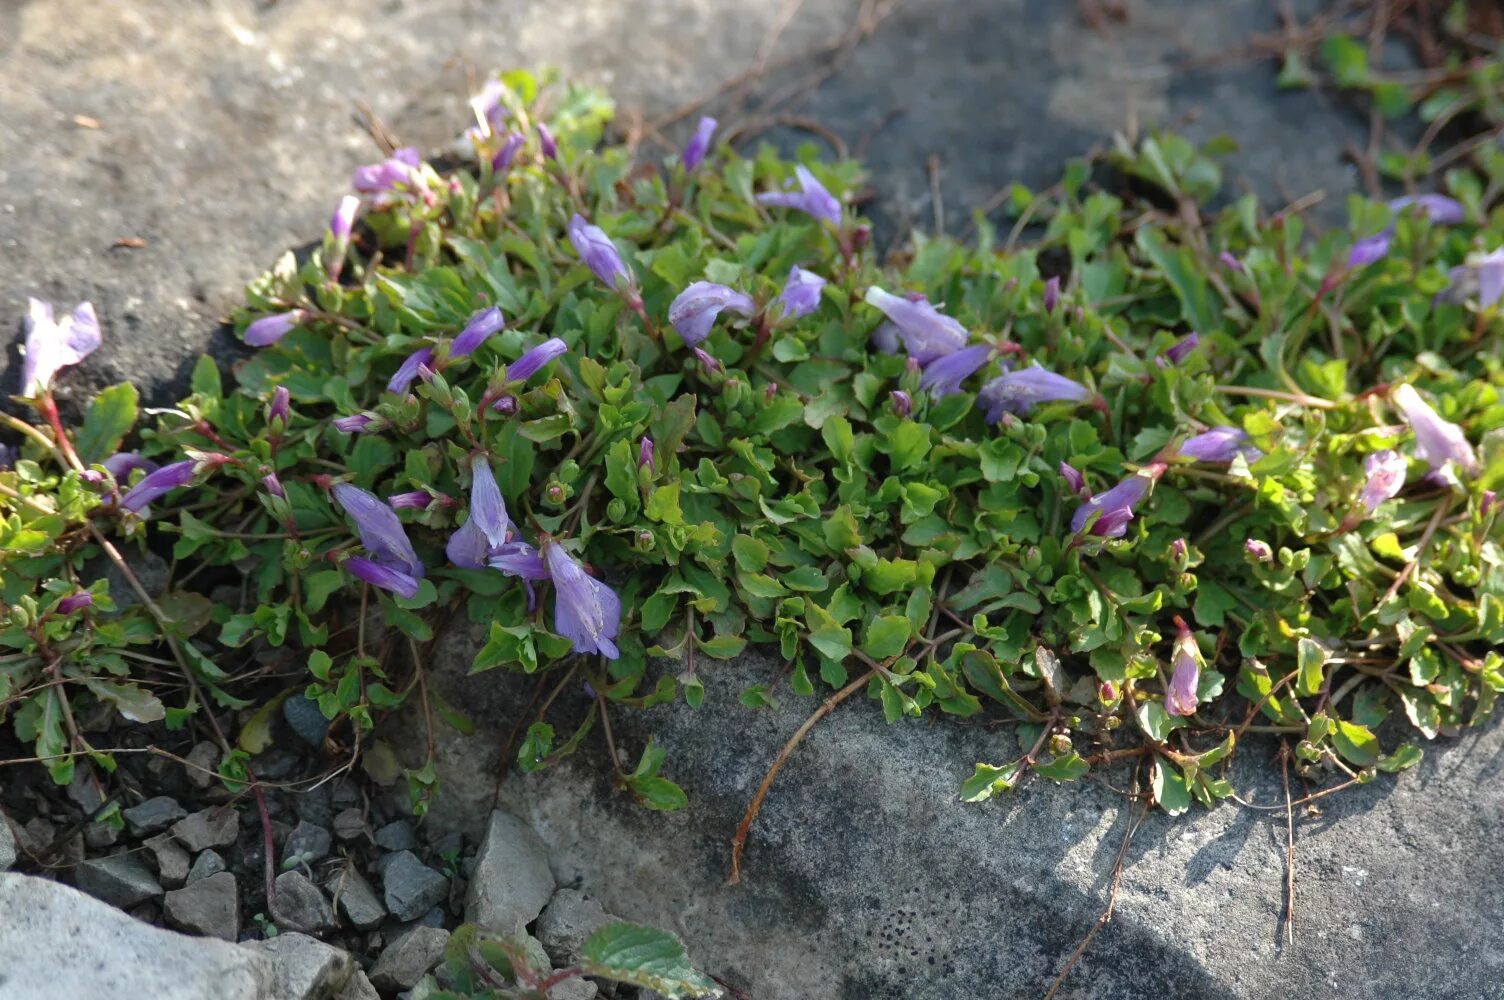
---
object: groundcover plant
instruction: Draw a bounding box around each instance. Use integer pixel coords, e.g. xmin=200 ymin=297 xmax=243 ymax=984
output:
xmin=4 ymin=68 xmax=1503 ymax=829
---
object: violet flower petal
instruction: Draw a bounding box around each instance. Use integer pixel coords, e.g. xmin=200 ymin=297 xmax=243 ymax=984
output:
xmin=451 ymin=307 xmax=506 ymax=358
xmin=56 ymin=593 xmax=93 ymax=615
xmin=347 ymin=556 xmax=422 ymax=599
xmin=862 ymin=287 xmax=968 ymax=364
xmin=332 ymin=483 xmax=424 ymax=578
xmin=756 ymin=165 xmax=841 ymax=226
xmin=919 ymin=344 xmax=991 ymax=397
xmin=22 ymin=298 xmax=102 ymax=396
xmin=1070 ymin=473 xmax=1152 ymax=535
xmin=245 ymin=310 xmax=306 ymax=348
xmin=682 ymin=116 xmax=717 ymax=172
xmin=543 ymin=541 xmax=621 ymax=659
xmin=777 ymin=266 xmax=826 ymax=322
xmin=445 ymin=516 xmax=490 ymax=570
xmin=978 ymin=365 xmax=1091 ymax=421
xmin=506 ymin=337 xmax=568 ymax=382
xmin=387 ymin=347 xmax=436 ymax=395
xmin=1165 ymin=332 xmax=1201 ymax=365
xmin=1359 ymin=450 xmax=1407 ymax=513
xmin=567 ymin=214 xmax=632 ymax=292
xmin=1178 ymin=426 xmax=1262 ymax=463
xmin=489 ymin=540 xmax=550 ymax=581
xmin=468 ymin=456 xmax=510 ymax=550
xmin=668 ymin=282 xmax=756 ymax=347
xmin=1166 ymin=628 xmax=1201 ymax=717
xmin=121 ymin=460 xmax=196 ymax=513
xmin=1392 ymin=383 xmax=1478 ymax=477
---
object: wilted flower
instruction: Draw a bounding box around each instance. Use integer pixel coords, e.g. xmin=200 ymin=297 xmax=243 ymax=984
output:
xmin=451 ymin=307 xmax=505 ymax=359
xmin=387 ymin=347 xmax=436 ymax=395
xmin=756 ymin=165 xmax=841 ymax=226
xmin=890 ymin=390 xmax=913 ymax=418
xmin=1245 ymin=539 xmax=1273 ymax=562
xmin=1178 ymin=426 xmax=1262 ymax=463
xmin=1165 ymin=333 xmax=1201 ymax=365
xmin=862 ymin=287 xmax=968 ymax=364
xmin=56 ymin=593 xmax=94 ymax=615
xmin=682 ymin=116 xmax=717 ymax=172
xmin=1166 ymin=618 xmax=1201 ymax=717
xmin=638 ymin=436 xmax=656 ymax=471
xmin=668 ymin=282 xmax=755 ymax=347
xmin=1358 ymin=450 xmax=1407 ymax=513
xmin=121 ymin=460 xmax=196 ymax=513
xmin=919 ymin=345 xmax=992 ymax=397
xmin=505 ymin=337 xmax=568 ymax=384
xmin=567 ymin=214 xmax=634 ymax=293
xmin=260 ymin=473 xmax=285 ymax=499
xmin=543 ymin=540 xmax=622 ymax=659
xmin=492 ymin=131 xmax=526 ymax=172
xmin=1043 ymin=276 xmax=1060 ymax=314
xmin=333 ymin=413 xmax=380 ymax=434
xmin=537 ymin=123 xmax=558 ymax=161
xmin=332 ymin=483 xmax=425 ymax=595
xmin=776 ymin=266 xmax=826 ymax=322
xmin=388 ymin=491 xmax=432 ymax=511
xmin=21 ymin=298 xmax=102 ymax=396
xmin=352 ymin=147 xmax=422 ymax=195
xmin=1058 ymin=462 xmax=1088 ymax=498
xmin=978 ymin=365 xmax=1091 ymax=422
xmin=1392 ymin=383 xmax=1478 ymax=478
xmin=1071 ymin=470 xmax=1155 ymax=538
xmin=244 ymin=310 xmax=306 ymax=348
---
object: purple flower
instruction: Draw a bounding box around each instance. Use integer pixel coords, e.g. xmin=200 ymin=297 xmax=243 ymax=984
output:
xmin=1058 ymin=462 xmax=1087 ymax=497
xmin=1440 ymin=247 xmax=1504 ymax=309
xmin=757 ymin=165 xmax=841 ymax=226
xmin=1245 ymin=539 xmax=1273 ymax=562
xmin=333 ymin=413 xmax=379 ymax=434
xmin=1219 ymin=251 xmax=1245 ymax=273
xmin=1391 ymin=193 xmax=1465 ymax=224
xmin=668 ymin=282 xmax=755 ymax=347
xmin=1071 ymin=472 xmax=1153 ymax=537
xmin=492 ymin=131 xmax=526 ymax=172
xmin=862 ymin=287 xmax=968 ymax=364
xmin=468 ymin=457 xmax=510 ymax=550
xmin=919 ymin=344 xmax=991 ymax=397
xmin=352 ymin=147 xmax=422 ymax=194
xmin=388 ymin=491 xmax=432 ymax=511
xmin=638 ymin=436 xmax=656 ymax=471
xmin=567 ymin=214 xmax=633 ymax=293
xmin=1392 ymin=383 xmax=1478 ymax=478
xmin=537 ymin=123 xmax=558 ymax=161
xmin=1043 ymin=276 xmax=1060 ymax=314
xmin=682 ymin=116 xmax=717 ymax=172
xmin=491 ymin=395 xmax=518 ymax=415
xmin=121 ymin=460 xmax=196 ymax=513
xmin=1165 ymin=333 xmax=1201 ymax=365
xmin=506 ymin=337 xmax=568 ymax=383
xmin=489 ymin=540 xmax=549 ymax=581
xmin=1359 ymin=450 xmax=1406 ymax=513
xmin=1170 ymin=537 xmax=1188 ymax=564
xmin=21 ymin=298 xmax=102 ymax=396
xmin=1178 ymin=427 xmax=1262 ymax=463
xmin=332 ymin=483 xmax=424 ymax=580
xmin=267 ymin=386 xmax=291 ymax=427
xmin=56 ymin=593 xmax=93 ymax=615
xmin=870 ymin=321 xmax=901 ymax=355
xmin=261 ymin=473 xmax=285 ymax=499
xmin=103 ymin=452 xmax=157 ymax=480
xmin=890 ymin=390 xmax=913 ymax=418
xmin=469 ymin=80 xmax=510 ymax=133
xmin=330 ymin=195 xmax=359 ymax=242
xmin=1165 ymin=619 xmax=1200 ymax=717
xmin=776 ymin=266 xmax=826 ymax=322
xmin=245 ymin=310 xmax=306 ymax=348
xmin=543 ymin=541 xmax=622 ymax=659
xmin=346 ymin=556 xmax=421 ymax=600
xmin=692 ymin=347 xmax=723 ymax=375
xmin=978 ymin=365 xmax=1091 ymax=422
xmin=387 ymin=347 xmax=436 ymax=395
xmin=451 ymin=307 xmax=505 ymax=358
xmin=1347 ymin=233 xmax=1392 ymax=268
xmin=445 ymin=516 xmax=489 ymax=570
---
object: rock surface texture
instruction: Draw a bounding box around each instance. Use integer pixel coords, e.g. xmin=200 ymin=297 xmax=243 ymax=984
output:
xmin=0 ymin=872 xmax=273 ymax=1000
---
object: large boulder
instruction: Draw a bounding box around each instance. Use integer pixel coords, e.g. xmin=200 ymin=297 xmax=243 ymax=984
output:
xmin=0 ymin=872 xmax=272 ymax=1000
xmin=396 ymin=628 xmax=1504 ymax=1000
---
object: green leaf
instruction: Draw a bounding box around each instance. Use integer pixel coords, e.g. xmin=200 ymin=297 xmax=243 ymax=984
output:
xmin=862 ymin=615 xmax=911 ymax=660
xmin=1295 ymin=637 xmax=1327 ymax=697
xmin=581 ymin=922 xmax=722 ymax=998
xmin=960 ymin=761 xmax=1022 ymax=802
xmin=1152 ymin=755 xmax=1191 ymax=815
xmin=1032 ymin=751 xmax=1089 ymax=783
xmin=1331 ymin=719 xmax=1380 ymax=767
xmin=76 ymin=383 xmax=139 ymax=465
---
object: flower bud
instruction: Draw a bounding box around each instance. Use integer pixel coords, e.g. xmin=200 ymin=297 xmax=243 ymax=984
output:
xmin=890 ymin=390 xmax=913 ymax=418
xmin=1245 ymin=539 xmax=1273 ymax=562
xmin=261 ymin=473 xmax=286 ymax=499
xmin=491 ymin=394 xmax=518 ymax=416
xmin=266 ymin=386 xmax=291 ymax=431
xmin=638 ymin=436 xmax=656 ymax=472
xmin=1098 ymin=681 xmax=1119 ymax=704
xmin=546 ymin=483 xmax=566 ymax=506
xmin=1484 ymin=490 xmax=1498 ymax=517
xmin=1170 ymin=537 xmax=1188 ymax=569
xmin=57 ymin=593 xmax=94 ymax=615
xmin=1043 ymin=276 xmax=1060 ymax=314
xmin=537 ymin=123 xmax=558 ymax=161
xmin=1048 ymin=733 xmax=1073 ymax=756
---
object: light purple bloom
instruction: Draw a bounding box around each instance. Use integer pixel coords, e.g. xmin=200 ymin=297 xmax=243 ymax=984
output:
xmin=862 ymin=287 xmax=968 ymax=364
xmin=330 ymin=195 xmax=359 ymax=242
xmin=757 ymin=165 xmax=841 ymax=226
xmin=668 ymin=282 xmax=755 ymax=347
xmin=1219 ymin=251 xmax=1245 ymax=273
xmin=451 ymin=307 xmax=505 ymax=358
xmin=1440 ymin=247 xmax=1504 ymax=309
xmin=245 ymin=310 xmax=306 ymax=348
xmin=1391 ymin=193 xmax=1465 ymax=224
xmin=387 ymin=347 xmax=436 ymax=395
xmin=469 ymin=80 xmax=510 ymax=133
xmin=333 ymin=413 xmax=379 ymax=434
xmin=332 ymin=483 xmax=424 ymax=580
xmin=870 ymin=321 xmax=901 ymax=355
xmin=388 ymin=491 xmax=432 ymax=511
xmin=445 ymin=517 xmax=489 ymax=570
xmin=682 ymin=116 xmax=717 ymax=172
xmin=506 ymin=337 xmax=568 ymax=383
xmin=1058 ymin=462 xmax=1087 ymax=497
xmin=1392 ymin=383 xmax=1478 ymax=478
xmin=890 ymin=390 xmax=913 ymax=418
xmin=919 ymin=344 xmax=991 ymax=397
xmin=261 ymin=473 xmax=285 ymax=499
xmin=492 ymin=131 xmax=526 ymax=172
xmin=1178 ymin=426 xmax=1262 ymax=463
xmin=537 ymin=123 xmax=558 ymax=161
xmin=567 ymin=214 xmax=633 ymax=292
xmin=1359 ymin=450 xmax=1407 ymax=513
xmin=21 ymin=298 xmax=102 ymax=396
xmin=1165 ymin=333 xmax=1201 ymax=365
xmin=638 ymin=436 xmax=655 ymax=471
xmin=121 ymin=460 xmax=196 ymax=513
xmin=346 ymin=556 xmax=421 ymax=600
xmin=56 ymin=593 xmax=93 ymax=615
xmin=103 ymin=452 xmax=158 ymax=480
xmin=1347 ymin=233 xmax=1392 ymax=268
xmin=1071 ymin=473 xmax=1152 ymax=537
xmin=979 ymin=365 xmax=1092 ymax=422
xmin=489 ymin=540 xmax=549 ymax=581
xmin=1165 ymin=620 xmax=1200 ymax=717
xmin=468 ymin=456 xmax=510 ymax=550
xmin=352 ymin=147 xmax=422 ymax=194
xmin=776 ymin=266 xmax=826 ymax=322
xmin=1043 ymin=276 xmax=1060 ymax=314
xmin=543 ymin=541 xmax=621 ymax=659
xmin=1245 ymin=539 xmax=1273 ymax=562
xmin=267 ymin=386 xmax=291 ymax=426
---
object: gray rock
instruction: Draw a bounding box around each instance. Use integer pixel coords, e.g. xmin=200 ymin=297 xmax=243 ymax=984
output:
xmin=84 ymin=820 xmax=120 ymax=850
xmin=171 ymin=806 xmax=239 ymax=852
xmin=242 ymin=931 xmax=354 ymax=1000
xmin=464 ymin=810 xmax=556 ymax=936
xmin=335 ymin=970 xmax=380 ymax=1000
xmin=123 ymin=795 xmax=187 ymax=837
xmin=144 ymin=832 xmax=191 ymax=888
xmin=73 ymin=851 xmax=162 ymax=909
xmin=271 ymin=870 xmax=335 ymax=936
xmin=163 ymin=871 xmax=238 ymax=941
xmin=185 ymin=740 xmax=220 ymax=788
xmin=535 ymin=888 xmax=615 ymax=967
xmin=332 ymin=807 xmax=366 ymax=842
xmin=333 ymin=863 xmax=386 ymax=930
xmin=187 ymin=849 xmax=226 ymax=884
xmin=0 ymin=815 xmax=16 ymax=870
xmin=0 ymin=872 xmax=271 ymax=998
xmin=369 ymin=924 xmax=450 ymax=993
xmin=285 ymin=820 xmax=333 ymax=864
xmin=283 ymin=695 xmax=331 ymax=748
xmin=379 ymin=850 xmax=449 ymax=924
xmin=550 ymin=980 xmax=598 ymax=1000
xmin=373 ymin=819 xmax=417 ymax=852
